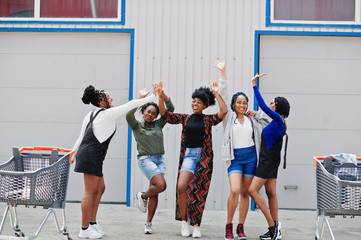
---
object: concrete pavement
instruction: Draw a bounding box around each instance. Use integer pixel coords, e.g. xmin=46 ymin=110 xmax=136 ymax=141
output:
xmin=0 ymin=202 xmax=360 ymax=239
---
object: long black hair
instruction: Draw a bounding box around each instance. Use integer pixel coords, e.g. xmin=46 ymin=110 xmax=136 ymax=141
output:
xmin=191 ymin=87 xmax=215 ymax=107
xmin=81 ymin=85 xmax=110 ymax=108
xmin=275 ymin=96 xmax=290 ymax=118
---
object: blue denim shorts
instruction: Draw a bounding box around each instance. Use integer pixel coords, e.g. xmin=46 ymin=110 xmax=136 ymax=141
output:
xmin=227 ymin=145 xmax=257 ymax=178
xmin=138 ymin=155 xmax=166 ymax=180
xmin=181 ymin=147 xmax=202 ymax=174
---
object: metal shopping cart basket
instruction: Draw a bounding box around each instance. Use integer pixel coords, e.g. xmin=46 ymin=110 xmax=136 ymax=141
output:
xmin=314 ymin=156 xmax=361 ymax=240
xmin=0 ymin=146 xmax=74 ymax=240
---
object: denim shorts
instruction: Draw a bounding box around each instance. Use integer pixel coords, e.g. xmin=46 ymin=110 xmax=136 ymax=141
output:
xmin=181 ymin=147 xmax=202 ymax=174
xmin=227 ymin=145 xmax=257 ymax=178
xmin=138 ymin=154 xmax=166 ymax=180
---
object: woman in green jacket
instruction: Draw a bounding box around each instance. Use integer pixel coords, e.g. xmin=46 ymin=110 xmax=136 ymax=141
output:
xmin=126 ymin=84 xmax=174 ymax=234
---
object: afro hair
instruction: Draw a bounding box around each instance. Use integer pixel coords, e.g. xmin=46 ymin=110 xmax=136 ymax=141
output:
xmin=191 ymin=86 xmax=215 ymax=107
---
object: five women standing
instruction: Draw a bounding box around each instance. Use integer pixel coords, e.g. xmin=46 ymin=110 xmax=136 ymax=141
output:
xmin=72 ymin=62 xmax=290 ymax=239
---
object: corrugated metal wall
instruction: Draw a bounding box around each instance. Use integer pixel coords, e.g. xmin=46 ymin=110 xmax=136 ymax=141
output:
xmin=124 ymin=0 xmax=361 ymax=210
xmin=1 ymin=0 xmax=361 ymax=210
xmin=125 ymin=0 xmax=268 ymax=210
xmin=0 ymin=31 xmax=132 ymax=202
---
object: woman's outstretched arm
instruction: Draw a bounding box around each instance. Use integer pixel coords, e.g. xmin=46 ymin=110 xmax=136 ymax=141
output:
xmin=106 ymin=85 xmax=158 ymax=120
xmin=211 ymin=81 xmax=228 ymax=120
xmin=252 ymin=73 xmax=282 ymax=122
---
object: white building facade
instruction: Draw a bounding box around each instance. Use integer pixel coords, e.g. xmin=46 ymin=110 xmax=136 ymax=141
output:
xmin=0 ymin=0 xmax=360 ymax=210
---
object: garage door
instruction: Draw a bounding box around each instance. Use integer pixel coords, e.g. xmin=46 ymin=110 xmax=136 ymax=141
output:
xmin=258 ymin=34 xmax=361 ymax=209
xmin=0 ymin=31 xmax=132 ymax=203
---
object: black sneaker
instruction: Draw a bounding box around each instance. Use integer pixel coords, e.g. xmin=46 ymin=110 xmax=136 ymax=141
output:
xmin=268 ymin=221 xmax=280 ymax=240
xmin=259 ymin=230 xmax=271 ymax=240
xmin=260 ymin=230 xmax=282 ymax=240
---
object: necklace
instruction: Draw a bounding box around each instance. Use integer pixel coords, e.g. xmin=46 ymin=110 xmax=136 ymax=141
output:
xmin=234 ymin=117 xmax=245 ymax=125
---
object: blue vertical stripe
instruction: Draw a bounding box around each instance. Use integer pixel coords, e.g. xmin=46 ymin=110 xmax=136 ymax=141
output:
xmin=126 ymin=29 xmax=135 ymax=207
xmin=265 ymin=0 xmax=271 ymax=27
xmin=250 ymin=31 xmax=260 ymax=211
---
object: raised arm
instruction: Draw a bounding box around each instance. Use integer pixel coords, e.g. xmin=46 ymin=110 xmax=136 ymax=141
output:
xmin=211 ymin=81 xmax=228 ymax=120
xmin=163 ymin=92 xmax=174 ymax=112
xmin=105 ymin=84 xmax=157 ymax=120
xmin=126 ymin=88 xmax=148 ymax=129
xmin=214 ymin=60 xmax=226 ymax=78
xmin=157 ymin=80 xmax=167 ymax=116
xmin=252 ymin=73 xmax=282 ymax=122
xmin=214 ymin=60 xmax=230 ymax=107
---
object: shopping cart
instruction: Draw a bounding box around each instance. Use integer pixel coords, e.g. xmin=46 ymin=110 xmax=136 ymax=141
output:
xmin=0 ymin=146 xmax=74 ymax=240
xmin=314 ymin=156 xmax=361 ymax=240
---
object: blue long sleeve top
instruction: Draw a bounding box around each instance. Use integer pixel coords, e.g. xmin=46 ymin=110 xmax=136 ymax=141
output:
xmin=253 ymin=86 xmax=285 ymax=149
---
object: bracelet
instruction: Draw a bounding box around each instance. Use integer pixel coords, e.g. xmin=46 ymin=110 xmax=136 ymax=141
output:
xmin=158 ymin=97 xmax=163 ymax=101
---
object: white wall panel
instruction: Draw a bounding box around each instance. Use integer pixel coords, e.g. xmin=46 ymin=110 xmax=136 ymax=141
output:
xmin=260 ymin=59 xmax=361 ymax=95
xmin=259 ymin=35 xmax=361 ymax=209
xmin=0 ymin=32 xmax=131 ymax=203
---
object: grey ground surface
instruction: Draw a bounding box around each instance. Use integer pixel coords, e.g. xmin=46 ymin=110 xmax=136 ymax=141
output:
xmin=0 ymin=202 xmax=360 ymax=240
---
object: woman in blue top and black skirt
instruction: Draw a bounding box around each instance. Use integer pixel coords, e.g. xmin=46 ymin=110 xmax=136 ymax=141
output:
xmin=248 ymin=73 xmax=290 ymax=240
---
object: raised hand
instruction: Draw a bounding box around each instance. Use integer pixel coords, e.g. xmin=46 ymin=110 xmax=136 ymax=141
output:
xmin=211 ymin=81 xmax=219 ymax=95
xmin=152 ymin=82 xmax=159 ymax=96
xmin=251 ymin=73 xmax=267 ymax=86
xmin=139 ymin=88 xmax=150 ymax=99
xmin=214 ymin=60 xmax=226 ymax=77
xmin=245 ymin=110 xmax=256 ymax=117
xmin=156 ymin=80 xmax=164 ymax=98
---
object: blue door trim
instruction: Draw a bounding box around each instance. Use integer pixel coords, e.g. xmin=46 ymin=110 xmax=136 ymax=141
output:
xmin=251 ymin=29 xmax=361 ymax=211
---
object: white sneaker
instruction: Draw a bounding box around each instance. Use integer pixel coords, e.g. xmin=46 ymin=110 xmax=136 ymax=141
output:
xmin=277 ymin=222 xmax=282 ymax=239
xmin=78 ymin=226 xmax=102 ymax=239
xmin=136 ymin=192 xmax=148 ymax=213
xmin=144 ymin=222 xmax=152 ymax=234
xmin=181 ymin=220 xmax=190 ymax=237
xmin=192 ymin=225 xmax=201 ymax=238
xmin=91 ymin=224 xmax=105 ymax=236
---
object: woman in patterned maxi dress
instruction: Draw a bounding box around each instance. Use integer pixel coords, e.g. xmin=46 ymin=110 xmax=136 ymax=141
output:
xmin=158 ymin=81 xmax=227 ymax=238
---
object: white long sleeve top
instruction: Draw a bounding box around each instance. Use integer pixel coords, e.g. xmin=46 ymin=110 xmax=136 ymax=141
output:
xmin=218 ymin=76 xmax=270 ymax=166
xmin=72 ymin=93 xmax=157 ymax=154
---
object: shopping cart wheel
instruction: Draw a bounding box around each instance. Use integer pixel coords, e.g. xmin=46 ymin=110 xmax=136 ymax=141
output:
xmin=14 ymin=231 xmax=25 ymax=237
xmin=63 ymin=232 xmax=72 ymax=240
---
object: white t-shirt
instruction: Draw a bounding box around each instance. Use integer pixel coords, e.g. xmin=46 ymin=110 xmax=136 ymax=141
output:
xmin=73 ymin=93 xmax=157 ymax=154
xmin=232 ymin=116 xmax=254 ymax=149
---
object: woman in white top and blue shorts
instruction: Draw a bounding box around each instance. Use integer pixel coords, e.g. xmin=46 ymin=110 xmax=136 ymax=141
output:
xmin=215 ymin=61 xmax=269 ymax=240
xmin=227 ymin=111 xmax=257 ymax=178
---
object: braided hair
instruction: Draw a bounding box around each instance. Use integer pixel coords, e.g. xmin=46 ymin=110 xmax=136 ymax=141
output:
xmin=275 ymin=96 xmax=290 ymax=118
xmin=139 ymin=102 xmax=159 ymax=116
xmin=191 ymin=87 xmax=215 ymax=107
xmin=230 ymin=92 xmax=249 ymax=112
xmin=81 ymin=85 xmax=110 ymax=108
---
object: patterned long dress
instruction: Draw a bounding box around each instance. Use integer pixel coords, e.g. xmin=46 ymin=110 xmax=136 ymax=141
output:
xmin=163 ymin=111 xmax=222 ymax=226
